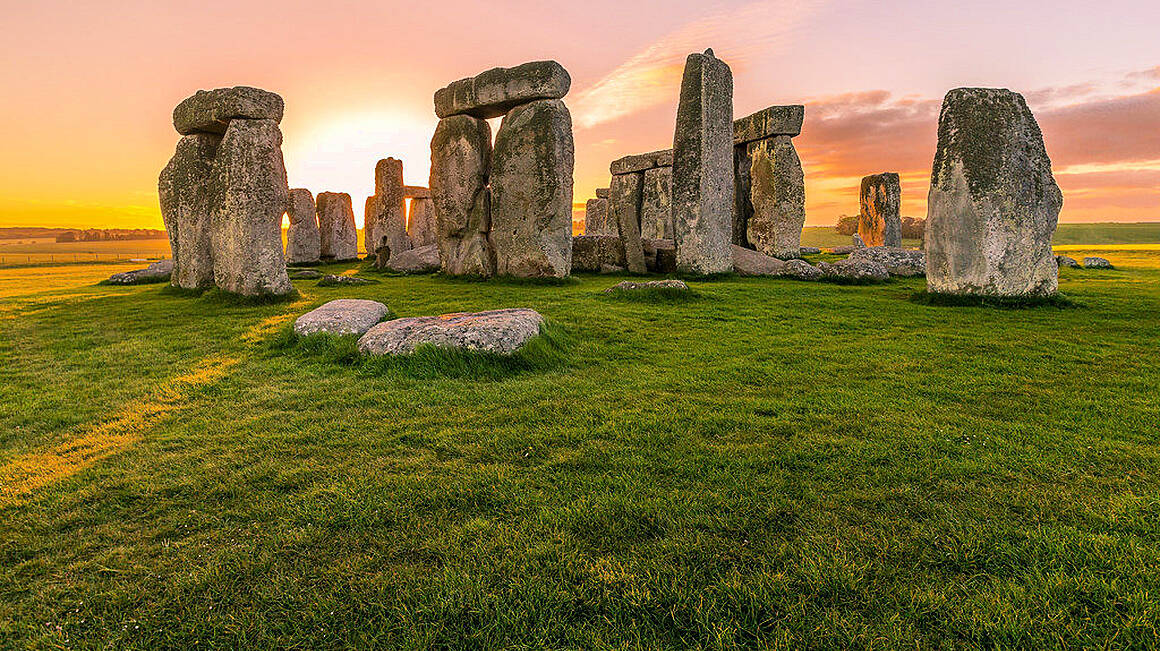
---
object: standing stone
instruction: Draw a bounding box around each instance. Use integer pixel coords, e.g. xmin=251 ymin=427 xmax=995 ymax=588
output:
xmin=732 ymin=144 xmax=752 ymax=247
xmin=640 ymin=166 xmax=673 ymax=240
xmin=926 ymin=88 xmax=1062 ymax=296
xmin=490 ymin=99 xmax=574 ymax=277
xmin=609 ymin=172 xmax=646 ymax=273
xmin=317 ymin=191 xmax=358 ymax=261
xmin=859 ymin=173 xmax=902 ymax=247
xmin=430 ymin=115 xmax=494 ymax=276
xmin=210 ymin=119 xmax=293 ymax=296
xmin=366 ymin=158 xmax=410 ymax=259
xmin=671 ymin=49 xmax=734 ymax=274
xmin=584 ymin=198 xmax=609 ymax=235
xmin=408 ymin=197 xmax=437 ymax=248
xmin=746 ymin=136 xmax=805 ymax=259
xmin=285 ymin=188 xmax=320 ymax=264
xmin=159 ymin=132 xmax=220 ymax=289
xmin=434 ymin=61 xmax=571 ymax=119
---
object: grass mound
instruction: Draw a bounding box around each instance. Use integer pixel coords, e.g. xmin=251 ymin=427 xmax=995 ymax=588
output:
xmin=602 ymin=285 xmax=701 ymax=303
xmin=911 ymin=290 xmax=1078 ymax=309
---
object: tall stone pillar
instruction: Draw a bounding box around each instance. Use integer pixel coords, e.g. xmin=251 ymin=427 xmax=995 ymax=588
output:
xmin=285 ymin=188 xmax=320 ymax=264
xmin=430 ymin=115 xmax=494 ymax=276
xmin=159 ymin=132 xmax=220 ymax=289
xmin=859 ymin=173 xmax=902 ymax=247
xmin=609 ymin=172 xmax=646 ymax=273
xmin=746 ymin=136 xmax=805 ymax=259
xmin=317 ymin=192 xmax=358 ymax=261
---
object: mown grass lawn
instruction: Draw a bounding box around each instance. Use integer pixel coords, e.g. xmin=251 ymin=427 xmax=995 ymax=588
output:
xmin=1 ymin=249 xmax=1158 ymax=649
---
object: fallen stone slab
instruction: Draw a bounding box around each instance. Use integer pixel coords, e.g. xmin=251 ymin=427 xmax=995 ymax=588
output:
xmin=846 ymin=246 xmax=925 ymax=277
xmin=603 ymin=279 xmax=689 ymax=294
xmin=434 ymin=61 xmax=571 ymax=119
xmin=384 ymin=244 xmax=441 ymax=274
xmin=288 ymin=269 xmax=324 ymax=279
xmin=358 ymin=308 xmax=544 ymax=356
xmin=317 ymin=274 xmax=379 ymax=287
xmin=828 ymin=245 xmax=858 ymax=255
xmin=610 ymin=149 xmax=673 ymax=175
xmin=800 ymin=247 xmax=822 ymax=255
xmin=817 ymin=259 xmax=890 ymax=284
xmin=733 ymin=105 xmax=805 ymax=144
xmin=107 ymin=259 xmax=174 ymax=285
xmin=173 ymin=86 xmax=284 ymax=135
xmin=1055 ymin=255 xmax=1078 ymax=268
xmin=294 ymin=299 xmax=391 ymax=336
xmin=1083 ymin=256 xmax=1112 ymax=269
xmin=732 ymin=245 xmax=821 ymax=280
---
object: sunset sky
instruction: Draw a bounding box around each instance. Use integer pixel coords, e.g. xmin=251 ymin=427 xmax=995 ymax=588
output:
xmin=1 ymin=0 xmax=1158 ymax=230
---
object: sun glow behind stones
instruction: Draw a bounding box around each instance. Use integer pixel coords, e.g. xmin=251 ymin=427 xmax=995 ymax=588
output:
xmin=282 ymin=110 xmax=436 ymax=227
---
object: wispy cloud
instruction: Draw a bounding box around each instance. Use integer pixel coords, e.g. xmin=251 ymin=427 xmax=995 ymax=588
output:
xmin=569 ymin=0 xmax=825 ymax=129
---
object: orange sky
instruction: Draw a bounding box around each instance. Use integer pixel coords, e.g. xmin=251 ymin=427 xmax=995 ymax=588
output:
xmin=1 ymin=1 xmax=1158 ymax=230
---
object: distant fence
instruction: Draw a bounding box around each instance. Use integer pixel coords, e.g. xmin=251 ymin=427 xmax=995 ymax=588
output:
xmin=0 ymin=253 xmax=169 ymax=268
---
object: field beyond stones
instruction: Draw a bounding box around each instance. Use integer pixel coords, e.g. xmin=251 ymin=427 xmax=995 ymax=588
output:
xmin=1 ymin=246 xmax=1158 ymax=647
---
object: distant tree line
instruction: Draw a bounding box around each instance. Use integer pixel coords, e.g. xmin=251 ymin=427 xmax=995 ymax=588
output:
xmin=834 ymin=215 xmax=925 ymax=239
xmin=55 ymin=228 xmax=168 ymax=242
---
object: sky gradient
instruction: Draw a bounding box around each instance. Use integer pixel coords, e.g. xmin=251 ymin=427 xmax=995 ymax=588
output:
xmin=1 ymin=0 xmax=1158 ymax=229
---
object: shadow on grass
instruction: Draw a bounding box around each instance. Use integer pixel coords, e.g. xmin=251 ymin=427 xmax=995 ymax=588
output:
xmin=430 ymin=273 xmax=582 ymax=287
xmin=600 ymin=286 xmax=702 ymax=304
xmin=96 ymin=277 xmax=170 ymax=287
xmin=159 ymin=285 xmax=300 ymax=306
xmin=911 ymin=290 xmax=1080 ymax=309
xmin=268 ymin=322 xmax=575 ymax=380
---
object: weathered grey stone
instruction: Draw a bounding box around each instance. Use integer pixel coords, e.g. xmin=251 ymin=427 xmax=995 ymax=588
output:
xmin=817 ymin=259 xmax=890 ymax=284
xmin=358 ymin=308 xmax=544 ymax=355
xmin=595 ymin=187 xmax=610 ymax=200
xmin=926 ymin=88 xmax=1062 ymax=297
xmin=173 ymin=86 xmax=284 ymax=135
xmin=366 ymin=158 xmax=410 ymax=258
xmin=317 ymin=274 xmax=378 ymax=287
xmin=107 ymin=259 xmax=174 ymax=285
xmin=430 ymin=115 xmax=494 ymax=276
xmin=571 ymin=234 xmax=627 ymax=272
xmin=584 ymin=198 xmax=610 ymax=235
xmin=294 ymin=299 xmax=390 ymax=336
xmin=853 ymin=233 xmax=866 ymax=248
xmin=644 ymin=238 xmax=678 ymax=274
xmin=732 ymin=245 xmax=821 ymax=280
xmin=603 ymin=279 xmax=689 ymax=293
xmin=733 ymin=105 xmax=805 ymax=144
xmin=288 ymin=268 xmax=323 ymax=279
xmin=210 ymin=119 xmax=293 ymax=296
xmin=1055 ymin=255 xmax=1078 ymax=268
xmin=609 ymin=172 xmax=646 ymax=273
xmin=800 ymin=246 xmax=822 ymax=255
xmin=434 ymin=61 xmax=571 ymax=119
xmin=407 ymin=197 xmax=437 ymax=248
xmin=285 ymin=188 xmax=320 ymax=264
xmin=384 ymin=244 xmax=441 ymax=274
xmin=159 ymin=132 xmax=219 ymax=290
xmin=746 ymin=136 xmax=805 ymax=259
xmin=829 ymin=245 xmax=858 ymax=255
xmin=847 ymin=246 xmax=925 ymax=277
xmin=610 ymin=149 xmax=673 ymax=175
xmin=316 ymin=192 xmax=359 ymax=261
xmin=640 ymin=166 xmax=673 ymax=240
xmin=672 ymin=49 xmax=734 ymax=274
xmin=732 ymin=144 xmax=752 ymax=247
xmin=490 ymin=99 xmax=574 ymax=277
xmin=1083 ymin=256 xmax=1112 ymax=269
xmin=859 ymin=173 xmax=902 ymax=247
xmin=403 ymin=185 xmax=430 ymax=199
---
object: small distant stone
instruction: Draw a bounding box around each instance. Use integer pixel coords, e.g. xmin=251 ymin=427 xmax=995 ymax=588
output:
xmin=294 ymin=299 xmax=391 ymax=336
xmin=317 ymin=274 xmax=379 ymax=287
xmin=603 ymin=279 xmax=689 ymax=293
xmin=799 ymin=246 xmax=822 ymax=255
xmin=599 ymin=264 xmax=626 ymax=274
xmin=107 ymin=259 xmax=173 ymax=285
xmin=288 ymin=269 xmax=324 ymax=279
xmin=384 ymin=244 xmax=441 ymax=274
xmin=357 ymin=308 xmax=544 ymax=356
xmin=829 ymin=245 xmax=858 ymax=255
xmin=847 ymin=247 xmax=926 ymax=277
xmin=817 ymin=259 xmax=890 ymax=284
xmin=852 ymin=233 xmax=867 ymax=248
xmin=1083 ymin=256 xmax=1112 ymax=269
xmin=733 ymin=244 xmax=821 ymax=280
xmin=1055 ymin=255 xmax=1078 ymax=268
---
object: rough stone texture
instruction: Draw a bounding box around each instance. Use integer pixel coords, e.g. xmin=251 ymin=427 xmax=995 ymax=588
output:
xmin=611 ymin=149 xmax=673 ymax=175
xmin=829 ymin=245 xmax=858 ymax=255
xmin=609 ymin=172 xmax=646 ymax=273
xmin=732 ymin=245 xmax=821 ymax=280
xmin=317 ymin=274 xmax=378 ymax=287
xmin=403 ymin=185 xmax=430 ymax=199
xmin=853 ymin=233 xmax=866 ymax=248
xmin=159 ymin=132 xmax=220 ymax=290
xmin=384 ymin=244 xmax=441 ymax=274
xmin=644 ymin=239 xmax=678 ymax=274
xmin=571 ymin=234 xmax=627 ymax=272
xmin=603 ymin=279 xmax=689 ymax=293
xmin=926 ymin=88 xmax=1063 ymax=297
xmin=595 ymin=187 xmax=610 ymax=200
xmin=430 ymin=115 xmax=494 ymax=276
xmin=173 ymin=87 xmax=284 ymax=135
xmin=584 ymin=198 xmax=610 ymax=235
xmin=1055 ymin=255 xmax=1078 ymax=268
xmin=490 ymin=99 xmax=574 ymax=277
xmin=1084 ymin=256 xmax=1112 ymax=269
xmin=847 ymin=246 xmax=925 ymax=277
xmin=408 ymin=197 xmax=437 ymax=248
xmin=434 ymin=61 xmax=571 ymax=120
xmin=294 ymin=299 xmax=390 ymax=336
xmin=800 ymin=246 xmax=822 ymax=255
xmin=316 ymin=192 xmax=359 ymax=261
xmin=733 ymin=105 xmax=805 ymax=144
xmin=640 ymin=166 xmax=673 ymax=240
xmin=817 ymin=259 xmax=890 ymax=284
xmin=210 ymin=119 xmax=293 ymax=296
xmin=746 ymin=136 xmax=805 ymax=259
xmin=358 ymin=308 xmax=544 ymax=355
xmin=285 ymin=188 xmax=320 ymax=264
xmin=672 ymin=49 xmax=734 ymax=274
xmin=288 ymin=269 xmax=323 ymax=279
xmin=732 ymin=144 xmax=752 ymax=247
xmin=366 ymin=158 xmax=410 ymax=258
xmin=859 ymin=173 xmax=902 ymax=247
xmin=107 ymin=259 xmax=174 ymax=285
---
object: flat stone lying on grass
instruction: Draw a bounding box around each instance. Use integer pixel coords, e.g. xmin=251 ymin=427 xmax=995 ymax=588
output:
xmin=294 ymin=299 xmax=391 ymax=336
xmin=828 ymin=245 xmax=858 ymax=255
xmin=816 ymin=259 xmax=890 ymax=284
xmin=846 ymin=247 xmax=926 ymax=277
xmin=288 ymin=269 xmax=324 ymax=279
xmin=732 ymin=244 xmax=821 ymax=280
xmin=383 ymin=244 xmax=440 ymax=274
xmin=357 ymin=308 xmax=544 ymax=355
xmin=1056 ymin=255 xmax=1078 ymax=268
xmin=1083 ymin=257 xmax=1112 ymax=269
xmin=800 ymin=246 xmax=822 ymax=255
xmin=317 ymin=274 xmax=379 ymax=287
xmin=602 ymin=279 xmax=690 ymax=293
xmin=107 ymin=259 xmax=174 ymax=285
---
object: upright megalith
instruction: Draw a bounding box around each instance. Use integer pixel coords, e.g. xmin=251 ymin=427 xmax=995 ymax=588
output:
xmin=366 ymin=158 xmax=409 ymax=260
xmin=859 ymin=173 xmax=902 ymax=247
xmin=671 ymin=49 xmax=734 ymax=274
xmin=925 ymin=88 xmax=1062 ymax=297
xmin=160 ymin=86 xmax=293 ymax=297
xmin=745 ymin=136 xmax=805 ymax=259
xmin=407 ymin=196 xmax=437 ymax=248
xmin=430 ymin=115 xmax=494 ymax=276
xmin=609 ymin=171 xmax=647 ymax=273
xmin=641 ymin=166 xmax=673 ymax=240
xmin=434 ymin=61 xmax=571 ymax=119
xmin=490 ymin=99 xmax=574 ymax=277
xmin=285 ymin=188 xmax=320 ymax=264
xmin=316 ymin=192 xmax=358 ymax=262
xmin=584 ymin=198 xmax=610 ymax=235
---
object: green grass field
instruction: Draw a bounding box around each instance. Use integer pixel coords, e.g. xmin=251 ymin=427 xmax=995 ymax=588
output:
xmin=1 ymin=241 xmax=1159 ymax=648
